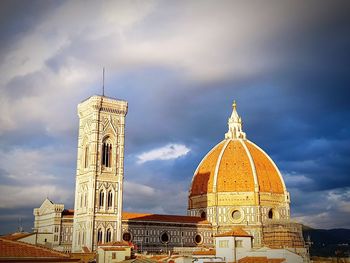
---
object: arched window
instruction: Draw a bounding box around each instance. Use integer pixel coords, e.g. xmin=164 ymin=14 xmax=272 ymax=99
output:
xmin=268 ymin=208 xmax=278 ymax=219
xmin=99 ymin=190 xmax=105 ymax=207
xmin=102 ymin=138 xmax=112 ymax=168
xmin=79 ymin=193 xmax=83 ymax=208
xmin=82 ymin=231 xmax=85 ymax=244
xmin=78 ymin=232 xmax=81 ymax=245
xmin=84 ymin=192 xmax=87 ymax=207
xmin=84 ymin=145 xmax=89 ymax=168
xmin=106 ymin=228 xmax=112 ymax=243
xmin=97 ymin=229 xmax=103 ymax=243
xmin=107 ymin=190 xmax=113 ymax=209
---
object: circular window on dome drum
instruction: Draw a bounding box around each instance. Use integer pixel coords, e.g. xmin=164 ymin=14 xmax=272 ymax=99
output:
xmin=160 ymin=232 xmax=170 ymax=244
xmin=122 ymin=232 xmax=132 ymax=242
xmin=232 ymin=210 xmax=241 ymax=220
xmin=229 ymin=208 xmax=244 ymax=223
xmin=194 ymin=234 xmax=203 ymax=245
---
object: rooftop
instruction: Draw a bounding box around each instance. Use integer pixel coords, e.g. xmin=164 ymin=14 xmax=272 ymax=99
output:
xmin=0 ymin=238 xmax=77 ymax=261
xmin=122 ymin=211 xmax=210 ymax=224
xmin=215 ymin=227 xmax=252 ymax=238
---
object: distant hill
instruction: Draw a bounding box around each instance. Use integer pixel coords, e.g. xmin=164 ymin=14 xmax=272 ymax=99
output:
xmin=302 ymin=226 xmax=350 ymax=257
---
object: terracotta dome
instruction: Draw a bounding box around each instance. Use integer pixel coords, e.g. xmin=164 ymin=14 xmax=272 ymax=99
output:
xmin=189 ymin=101 xmax=286 ymax=197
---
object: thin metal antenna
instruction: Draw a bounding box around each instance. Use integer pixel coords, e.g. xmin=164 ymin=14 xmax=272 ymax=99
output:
xmin=18 ymin=217 xmax=23 ymax=232
xmin=102 ymin=67 xmax=105 ymax=96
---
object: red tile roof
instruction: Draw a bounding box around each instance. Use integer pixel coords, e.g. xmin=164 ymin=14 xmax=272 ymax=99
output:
xmin=122 ymin=212 xmax=210 ymax=224
xmin=0 ymin=238 xmax=75 ymax=259
xmin=54 ymin=209 xmax=209 ymax=224
xmin=100 ymin=247 xmax=127 ymax=251
xmin=62 ymin=209 xmax=74 ymax=217
xmin=193 ymin=250 xmax=216 ymax=256
xmin=238 ymin=257 xmax=285 ymax=263
xmin=1 ymin=232 xmax=33 ymax=241
xmin=98 ymin=241 xmax=131 ymax=247
xmin=215 ymin=227 xmax=252 ymax=237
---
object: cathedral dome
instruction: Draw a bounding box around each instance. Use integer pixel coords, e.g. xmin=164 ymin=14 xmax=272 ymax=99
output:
xmin=189 ymin=102 xmax=286 ymax=198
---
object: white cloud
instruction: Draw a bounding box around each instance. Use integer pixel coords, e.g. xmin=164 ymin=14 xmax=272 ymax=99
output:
xmin=0 ymin=184 xmax=72 ymax=209
xmin=123 ymin=180 xmax=188 ymax=215
xmin=283 ymin=171 xmax=313 ymax=187
xmin=124 ymin=181 xmax=155 ymax=197
xmin=291 ymin=187 xmax=350 ymax=229
xmin=136 ymin=143 xmax=190 ymax=164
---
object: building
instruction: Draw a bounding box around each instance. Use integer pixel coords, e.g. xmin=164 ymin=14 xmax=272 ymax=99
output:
xmin=33 ymin=198 xmax=73 ymax=252
xmin=214 ymin=228 xmax=303 ymax=263
xmin=72 ymin=96 xmax=128 ymax=252
xmin=33 ymin=95 xmax=308 ymax=261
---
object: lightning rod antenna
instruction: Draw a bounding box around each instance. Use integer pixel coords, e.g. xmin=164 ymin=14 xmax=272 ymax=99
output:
xmin=102 ymin=67 xmax=105 ymax=96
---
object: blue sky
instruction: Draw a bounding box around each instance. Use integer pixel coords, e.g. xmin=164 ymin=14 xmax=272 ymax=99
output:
xmin=0 ymin=0 xmax=350 ymax=234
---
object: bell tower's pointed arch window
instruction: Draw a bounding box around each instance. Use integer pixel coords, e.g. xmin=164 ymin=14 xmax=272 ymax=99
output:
xmin=102 ymin=137 xmax=113 ymax=168
xmin=106 ymin=228 xmax=112 ymax=243
xmin=107 ymin=190 xmax=113 ymax=209
xmin=84 ymin=145 xmax=89 ymax=168
xmin=97 ymin=228 xmax=103 ymax=243
xmin=99 ymin=190 xmax=105 ymax=208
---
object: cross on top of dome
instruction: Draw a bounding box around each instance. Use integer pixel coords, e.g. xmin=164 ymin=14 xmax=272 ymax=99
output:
xmin=225 ymin=100 xmax=246 ymax=140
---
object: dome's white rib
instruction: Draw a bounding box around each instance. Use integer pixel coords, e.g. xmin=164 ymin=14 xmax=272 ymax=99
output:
xmin=241 ymin=139 xmax=259 ymax=193
xmin=188 ymin=140 xmax=225 ymax=196
xmin=212 ymin=139 xmax=231 ymax=193
xmin=247 ymin=140 xmax=287 ymax=193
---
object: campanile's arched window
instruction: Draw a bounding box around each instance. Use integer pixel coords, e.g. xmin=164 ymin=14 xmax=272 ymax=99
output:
xmin=106 ymin=228 xmax=112 ymax=243
xmin=102 ymin=138 xmax=112 ymax=168
xmin=97 ymin=229 xmax=103 ymax=243
xmin=107 ymin=190 xmax=113 ymax=209
xmin=84 ymin=145 xmax=89 ymax=168
xmin=99 ymin=190 xmax=105 ymax=207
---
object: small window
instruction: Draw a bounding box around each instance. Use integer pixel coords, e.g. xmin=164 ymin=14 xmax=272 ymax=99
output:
xmin=102 ymin=139 xmax=112 ymax=168
xmin=268 ymin=209 xmax=274 ymax=219
xmin=80 ymin=194 xmax=83 ymax=208
xmin=107 ymin=190 xmax=113 ymax=208
xmin=219 ymin=240 xmax=229 ymax=248
xmin=97 ymin=229 xmax=103 ymax=243
xmin=84 ymin=145 xmax=89 ymax=168
xmin=200 ymin=211 xmax=206 ymax=219
xmin=112 ymin=252 xmax=116 ymax=259
xmin=235 ymin=240 xmax=243 ymax=248
xmin=106 ymin=228 xmax=112 ymax=243
xmin=99 ymin=190 xmax=104 ymax=207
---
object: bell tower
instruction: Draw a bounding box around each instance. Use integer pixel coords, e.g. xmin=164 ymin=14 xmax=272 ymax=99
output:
xmin=72 ymin=95 xmax=128 ymax=252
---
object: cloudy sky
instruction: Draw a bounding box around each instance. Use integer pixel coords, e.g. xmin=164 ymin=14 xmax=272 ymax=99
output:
xmin=0 ymin=0 xmax=349 ymax=234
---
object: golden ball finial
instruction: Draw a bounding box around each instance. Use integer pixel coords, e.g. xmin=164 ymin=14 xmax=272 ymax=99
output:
xmin=233 ymin=100 xmax=237 ymax=109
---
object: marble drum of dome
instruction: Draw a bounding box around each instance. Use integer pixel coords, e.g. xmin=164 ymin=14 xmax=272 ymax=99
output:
xmin=188 ymin=101 xmax=291 ymax=232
